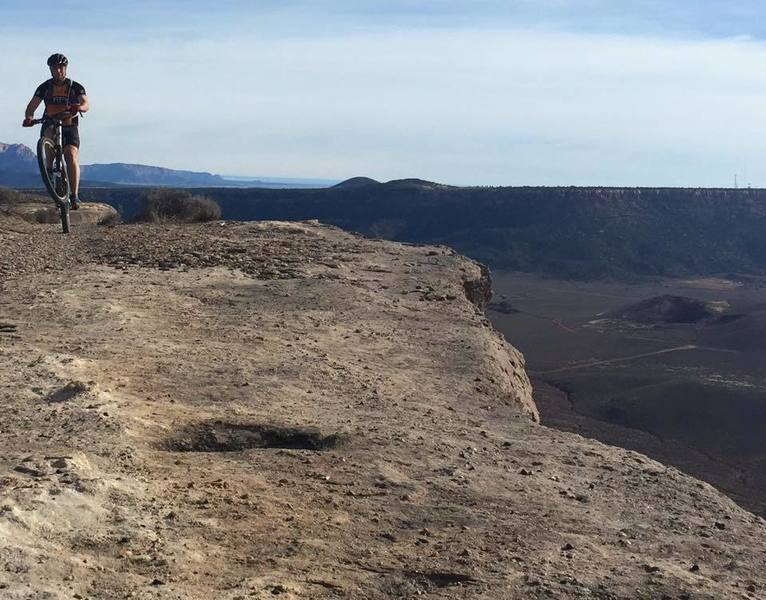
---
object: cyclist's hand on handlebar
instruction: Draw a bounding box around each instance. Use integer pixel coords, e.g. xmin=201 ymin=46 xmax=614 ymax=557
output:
xmin=22 ymin=117 xmax=34 ymax=127
xmin=67 ymin=104 xmax=81 ymax=116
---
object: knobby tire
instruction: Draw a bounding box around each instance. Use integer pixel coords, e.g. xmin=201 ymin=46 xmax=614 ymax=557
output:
xmin=59 ymin=201 xmax=70 ymax=234
xmin=36 ymin=136 xmax=69 ymax=204
xmin=37 ymin=136 xmax=71 ymax=234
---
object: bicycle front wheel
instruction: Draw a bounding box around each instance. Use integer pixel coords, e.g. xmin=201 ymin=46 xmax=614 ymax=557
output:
xmin=37 ymin=137 xmax=69 ymax=203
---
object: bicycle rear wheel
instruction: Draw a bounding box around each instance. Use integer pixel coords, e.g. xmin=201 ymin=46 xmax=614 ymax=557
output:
xmin=59 ymin=200 xmax=70 ymax=234
xmin=37 ymin=137 xmax=69 ymax=203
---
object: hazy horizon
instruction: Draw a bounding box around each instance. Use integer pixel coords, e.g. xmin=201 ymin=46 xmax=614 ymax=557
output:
xmin=3 ymin=1 xmax=766 ymax=187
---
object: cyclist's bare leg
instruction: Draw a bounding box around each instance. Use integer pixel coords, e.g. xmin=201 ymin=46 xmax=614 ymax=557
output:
xmin=64 ymin=145 xmax=80 ymax=198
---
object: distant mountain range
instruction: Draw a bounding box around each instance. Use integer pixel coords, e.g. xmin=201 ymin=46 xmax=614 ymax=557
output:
xmin=0 ymin=143 xmax=39 ymax=187
xmin=0 ymin=142 xmax=36 ymax=170
xmin=81 ymin=163 xmax=227 ymax=187
xmin=0 ymin=142 xmax=334 ymax=189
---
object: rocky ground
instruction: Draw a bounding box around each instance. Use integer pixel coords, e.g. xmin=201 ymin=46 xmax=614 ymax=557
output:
xmin=0 ymin=216 xmax=765 ymax=599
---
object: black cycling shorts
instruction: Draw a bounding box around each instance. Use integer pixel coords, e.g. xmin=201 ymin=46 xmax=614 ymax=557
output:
xmin=40 ymin=124 xmax=80 ymax=149
xmin=61 ymin=126 xmax=80 ymax=149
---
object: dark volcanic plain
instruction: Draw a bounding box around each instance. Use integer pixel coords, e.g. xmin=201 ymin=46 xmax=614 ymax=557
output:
xmin=488 ymin=272 xmax=766 ymax=517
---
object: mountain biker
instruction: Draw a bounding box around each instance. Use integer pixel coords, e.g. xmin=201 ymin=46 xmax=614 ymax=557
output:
xmin=22 ymin=53 xmax=89 ymax=209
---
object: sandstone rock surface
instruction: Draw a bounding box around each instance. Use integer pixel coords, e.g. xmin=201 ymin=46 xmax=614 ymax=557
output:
xmin=1 ymin=201 xmax=118 ymax=227
xmin=0 ymin=218 xmax=764 ymax=599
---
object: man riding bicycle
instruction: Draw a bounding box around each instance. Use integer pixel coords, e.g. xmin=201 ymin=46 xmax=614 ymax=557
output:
xmin=23 ymin=53 xmax=89 ymax=209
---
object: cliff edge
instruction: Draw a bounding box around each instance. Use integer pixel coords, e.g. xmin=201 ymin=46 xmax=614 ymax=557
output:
xmin=0 ymin=218 xmax=764 ymax=599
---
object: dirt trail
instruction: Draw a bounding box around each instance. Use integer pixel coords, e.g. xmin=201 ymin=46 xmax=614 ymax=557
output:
xmin=533 ymin=345 xmax=699 ymax=374
xmin=532 ymin=344 xmax=742 ymax=375
xmin=0 ymin=219 xmax=765 ymax=599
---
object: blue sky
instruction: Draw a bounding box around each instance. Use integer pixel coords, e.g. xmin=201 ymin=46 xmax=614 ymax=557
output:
xmin=2 ymin=1 xmax=766 ymax=186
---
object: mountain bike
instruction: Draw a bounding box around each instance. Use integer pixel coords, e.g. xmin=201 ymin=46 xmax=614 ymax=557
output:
xmin=28 ymin=111 xmax=73 ymax=234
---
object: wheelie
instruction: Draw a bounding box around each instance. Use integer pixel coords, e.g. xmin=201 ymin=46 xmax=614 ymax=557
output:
xmin=28 ymin=110 xmax=74 ymax=232
xmin=22 ymin=53 xmax=89 ymax=234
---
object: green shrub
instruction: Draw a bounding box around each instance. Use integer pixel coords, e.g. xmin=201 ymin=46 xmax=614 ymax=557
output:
xmin=134 ymin=188 xmax=222 ymax=223
xmin=0 ymin=187 xmax=50 ymax=206
xmin=0 ymin=187 xmax=24 ymax=205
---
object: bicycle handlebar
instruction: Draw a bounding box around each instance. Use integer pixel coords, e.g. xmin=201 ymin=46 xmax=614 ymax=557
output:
xmin=25 ymin=110 xmax=80 ymax=126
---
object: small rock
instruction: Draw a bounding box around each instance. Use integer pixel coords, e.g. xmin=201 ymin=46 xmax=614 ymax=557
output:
xmin=524 ymin=575 xmax=541 ymax=586
xmin=271 ymin=584 xmax=288 ymax=595
xmin=642 ymin=564 xmax=661 ymax=574
xmin=619 ymin=539 xmax=632 ymax=547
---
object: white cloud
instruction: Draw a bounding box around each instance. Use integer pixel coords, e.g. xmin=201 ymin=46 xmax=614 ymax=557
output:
xmin=2 ymin=22 xmax=766 ymax=185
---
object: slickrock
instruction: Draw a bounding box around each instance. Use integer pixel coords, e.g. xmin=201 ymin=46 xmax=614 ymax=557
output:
xmin=0 ymin=218 xmax=764 ymax=599
xmin=1 ymin=201 xmax=118 ymax=227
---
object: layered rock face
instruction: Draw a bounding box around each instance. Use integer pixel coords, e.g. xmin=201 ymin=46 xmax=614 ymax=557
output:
xmin=0 ymin=218 xmax=764 ymax=599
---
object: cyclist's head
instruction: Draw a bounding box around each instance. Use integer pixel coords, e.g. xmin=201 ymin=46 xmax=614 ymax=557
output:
xmin=47 ymin=53 xmax=68 ymax=68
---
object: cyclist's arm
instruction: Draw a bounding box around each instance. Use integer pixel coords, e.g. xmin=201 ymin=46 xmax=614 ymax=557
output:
xmin=76 ymin=94 xmax=89 ymax=113
xmin=24 ymin=96 xmax=42 ymax=118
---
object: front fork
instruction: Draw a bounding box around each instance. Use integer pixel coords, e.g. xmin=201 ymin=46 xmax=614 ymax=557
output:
xmin=52 ymin=126 xmax=69 ymax=209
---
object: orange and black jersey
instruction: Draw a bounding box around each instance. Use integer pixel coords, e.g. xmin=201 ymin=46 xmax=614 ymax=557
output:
xmin=34 ymin=78 xmax=86 ymax=126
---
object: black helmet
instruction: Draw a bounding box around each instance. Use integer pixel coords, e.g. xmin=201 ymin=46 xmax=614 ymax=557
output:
xmin=47 ymin=53 xmax=68 ymax=67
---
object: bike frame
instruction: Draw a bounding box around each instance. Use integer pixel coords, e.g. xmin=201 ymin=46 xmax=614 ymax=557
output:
xmin=47 ymin=119 xmax=67 ymax=202
xmin=32 ymin=111 xmax=72 ymax=233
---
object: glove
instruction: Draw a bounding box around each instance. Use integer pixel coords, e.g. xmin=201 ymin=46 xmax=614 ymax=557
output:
xmin=67 ymin=105 xmax=81 ymax=116
xmin=22 ymin=117 xmax=34 ymax=127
